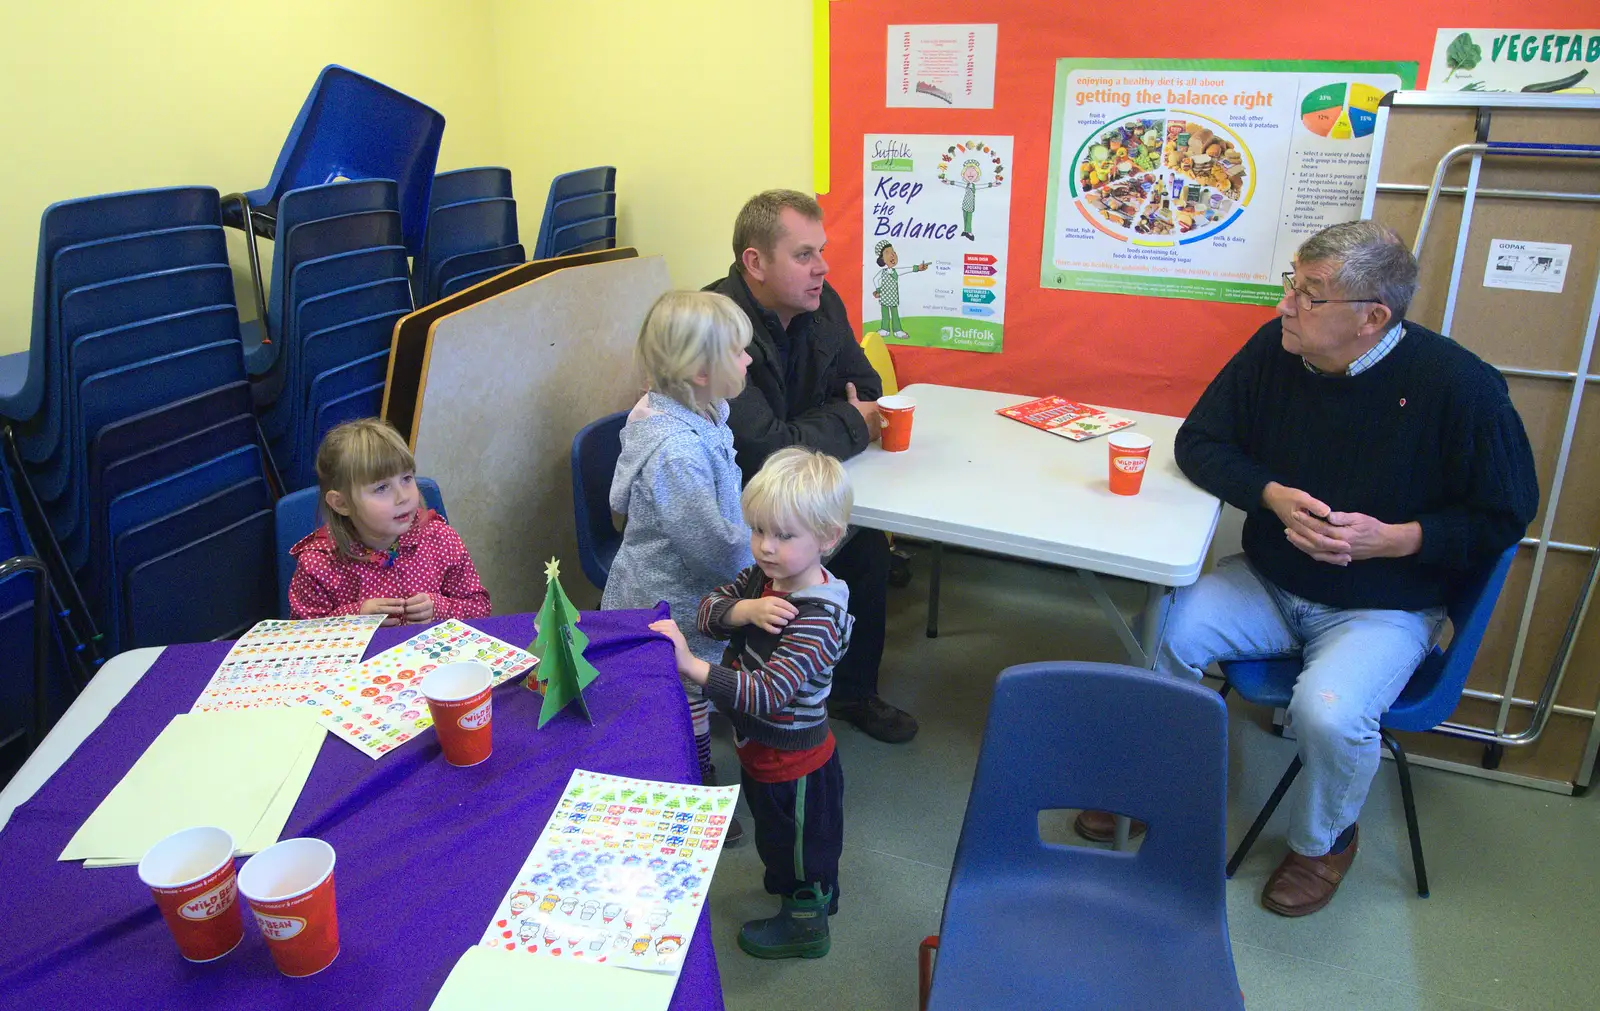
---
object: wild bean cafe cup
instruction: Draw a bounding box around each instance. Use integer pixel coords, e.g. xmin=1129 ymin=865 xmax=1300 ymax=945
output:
xmin=237 ymin=837 xmax=340 ymax=977
xmin=137 ymin=826 xmax=245 ymax=962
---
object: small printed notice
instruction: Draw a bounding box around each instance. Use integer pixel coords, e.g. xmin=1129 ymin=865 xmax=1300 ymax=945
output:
xmin=1483 ymin=239 xmax=1571 ymax=294
xmin=887 ymin=24 xmax=998 ymax=109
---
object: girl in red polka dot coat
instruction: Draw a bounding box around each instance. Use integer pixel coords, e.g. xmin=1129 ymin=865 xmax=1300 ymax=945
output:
xmin=288 ymin=418 xmax=490 ymax=624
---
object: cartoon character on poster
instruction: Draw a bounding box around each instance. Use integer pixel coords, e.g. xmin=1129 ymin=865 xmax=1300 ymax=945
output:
xmin=871 ymin=240 xmax=931 ymax=339
xmin=937 ymin=142 xmax=1006 ymax=240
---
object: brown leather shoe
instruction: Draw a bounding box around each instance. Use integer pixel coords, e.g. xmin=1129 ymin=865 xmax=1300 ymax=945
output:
xmin=1262 ymin=826 xmax=1359 ymax=917
xmin=1072 ymin=810 xmax=1148 ymax=843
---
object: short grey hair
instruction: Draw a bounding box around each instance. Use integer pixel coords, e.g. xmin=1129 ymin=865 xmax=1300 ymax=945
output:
xmin=733 ymin=189 xmax=823 ymax=269
xmin=1296 ymin=220 xmax=1418 ymax=319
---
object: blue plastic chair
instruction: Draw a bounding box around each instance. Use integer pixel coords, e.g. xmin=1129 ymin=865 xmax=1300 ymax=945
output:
xmin=124 ymin=509 xmax=277 ymax=648
xmin=923 ymin=662 xmax=1241 ymax=1011
xmin=82 ymin=382 xmax=254 ymax=570
xmin=533 ymin=167 xmax=615 ymax=260
xmin=429 ymin=167 xmax=513 ymax=210
xmin=0 ymin=186 xmax=220 ymax=424
xmin=415 ymin=198 xmax=518 ymax=303
xmin=1218 ymin=543 xmax=1520 ymax=898
xmin=547 ymin=216 xmax=617 ymax=260
xmin=570 ymin=412 xmax=627 ymax=592
xmin=429 ymin=243 xmax=524 ymax=301
xmin=243 ymin=66 xmax=443 ymax=256
xmin=273 ymin=477 xmax=447 ymax=617
xmin=439 ymin=262 xmax=522 ymax=299
xmin=15 ymin=224 xmax=229 ymax=462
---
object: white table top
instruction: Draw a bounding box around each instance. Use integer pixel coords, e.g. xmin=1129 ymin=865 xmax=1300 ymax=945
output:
xmin=845 ymin=384 xmax=1220 ymax=585
xmin=0 ymin=647 xmax=164 ymax=830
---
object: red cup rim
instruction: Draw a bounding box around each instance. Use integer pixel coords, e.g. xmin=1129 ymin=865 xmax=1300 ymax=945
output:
xmin=877 ymin=395 xmax=916 ymax=411
xmin=238 ymin=838 xmax=336 ymax=905
xmin=1108 ymin=432 xmax=1153 ymax=451
xmin=138 ymin=826 xmax=236 ymax=891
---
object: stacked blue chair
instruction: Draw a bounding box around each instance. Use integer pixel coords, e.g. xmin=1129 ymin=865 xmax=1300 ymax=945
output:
xmin=251 ymin=180 xmax=413 ymax=492
xmin=1 ymin=187 xmax=280 ymax=656
xmin=222 ymin=65 xmax=443 ymax=371
xmin=532 ymin=167 xmax=617 ymax=261
xmin=0 ymin=451 xmax=74 ymax=759
xmin=412 ymin=167 xmax=523 ymax=305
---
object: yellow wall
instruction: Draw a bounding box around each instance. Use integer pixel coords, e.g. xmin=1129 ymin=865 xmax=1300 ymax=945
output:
xmin=0 ymin=0 xmax=813 ymax=356
xmin=0 ymin=0 xmax=506 ymax=355
xmin=487 ymin=0 xmax=813 ymax=290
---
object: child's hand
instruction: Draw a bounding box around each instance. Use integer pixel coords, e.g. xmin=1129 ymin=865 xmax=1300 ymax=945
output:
xmin=402 ymin=593 xmax=435 ymax=624
xmin=360 ymin=597 xmax=406 ymax=626
xmin=649 ymin=619 xmax=709 ymax=685
xmin=729 ymin=597 xmax=798 ymax=633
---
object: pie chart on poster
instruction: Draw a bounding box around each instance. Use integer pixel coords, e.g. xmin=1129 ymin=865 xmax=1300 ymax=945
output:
xmin=1068 ymin=109 xmax=1257 ymax=247
xmin=1301 ymin=82 xmax=1384 ymax=139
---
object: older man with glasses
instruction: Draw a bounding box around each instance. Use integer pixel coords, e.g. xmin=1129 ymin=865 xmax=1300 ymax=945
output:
xmin=1075 ymin=220 xmax=1538 ymax=917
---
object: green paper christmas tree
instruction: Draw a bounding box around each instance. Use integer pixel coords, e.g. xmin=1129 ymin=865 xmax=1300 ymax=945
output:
xmin=529 ymin=558 xmax=600 ymax=727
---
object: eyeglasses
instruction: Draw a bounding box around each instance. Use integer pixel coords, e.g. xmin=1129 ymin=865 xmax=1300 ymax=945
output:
xmin=1281 ymin=272 xmax=1381 ymax=312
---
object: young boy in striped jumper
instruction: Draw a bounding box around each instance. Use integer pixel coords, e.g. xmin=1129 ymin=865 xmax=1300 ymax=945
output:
xmin=651 ymin=447 xmax=853 ymax=960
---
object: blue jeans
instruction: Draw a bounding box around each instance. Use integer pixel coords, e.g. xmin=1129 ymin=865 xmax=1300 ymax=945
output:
xmin=1157 ymin=555 xmax=1446 ymax=857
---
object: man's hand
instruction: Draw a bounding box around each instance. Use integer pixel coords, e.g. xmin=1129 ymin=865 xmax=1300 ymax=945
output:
xmin=729 ymin=597 xmax=799 ymax=633
xmin=846 ymin=382 xmax=882 ymax=440
xmin=360 ymin=597 xmax=407 ymax=626
xmin=1327 ymin=512 xmax=1422 ymax=561
xmin=649 ymin=619 xmax=710 ymax=685
xmin=1263 ymin=482 xmax=1352 ymax=566
xmin=402 ymin=593 xmax=435 ymax=624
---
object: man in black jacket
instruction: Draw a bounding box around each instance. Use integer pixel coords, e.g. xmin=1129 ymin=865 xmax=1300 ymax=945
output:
xmin=1080 ymin=220 xmax=1537 ymax=917
xmin=705 ymin=189 xmax=917 ymax=744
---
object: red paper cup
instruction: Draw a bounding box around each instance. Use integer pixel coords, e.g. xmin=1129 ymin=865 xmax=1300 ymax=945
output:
xmin=878 ymin=394 xmax=916 ymax=452
xmin=238 ymin=837 xmax=340 ymax=978
xmin=137 ymin=826 xmax=244 ymax=962
xmin=422 ymin=662 xmax=493 ymax=767
xmin=1108 ymin=433 xmax=1154 ymax=495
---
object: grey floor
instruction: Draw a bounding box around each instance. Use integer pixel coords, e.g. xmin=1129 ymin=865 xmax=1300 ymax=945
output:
xmin=703 ymin=546 xmax=1600 ymax=1010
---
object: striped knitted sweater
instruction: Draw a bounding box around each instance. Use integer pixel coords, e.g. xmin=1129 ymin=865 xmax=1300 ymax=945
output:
xmin=697 ymin=565 xmax=853 ymax=751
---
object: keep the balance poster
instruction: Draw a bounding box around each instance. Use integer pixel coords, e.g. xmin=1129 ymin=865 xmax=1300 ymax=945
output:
xmin=863 ymin=134 xmax=1013 ymax=354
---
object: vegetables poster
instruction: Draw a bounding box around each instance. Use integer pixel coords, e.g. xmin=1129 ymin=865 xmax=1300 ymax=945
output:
xmin=864 ymin=134 xmax=1014 ymax=354
xmin=1040 ymin=59 xmax=1414 ymax=306
xmin=1428 ymin=29 xmax=1600 ymax=93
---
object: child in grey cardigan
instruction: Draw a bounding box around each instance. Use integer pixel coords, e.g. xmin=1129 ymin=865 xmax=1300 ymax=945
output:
xmin=601 ymin=290 xmax=754 ymax=787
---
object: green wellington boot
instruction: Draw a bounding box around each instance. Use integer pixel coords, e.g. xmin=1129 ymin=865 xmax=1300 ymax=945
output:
xmin=736 ymin=884 xmax=832 ymax=959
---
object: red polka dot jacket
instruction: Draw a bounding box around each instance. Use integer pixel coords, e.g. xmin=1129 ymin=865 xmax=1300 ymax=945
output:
xmin=287 ymin=509 xmax=491 ymax=621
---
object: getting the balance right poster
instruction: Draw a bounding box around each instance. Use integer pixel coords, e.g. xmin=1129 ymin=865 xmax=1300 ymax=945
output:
xmin=1041 ymin=59 xmax=1415 ymax=306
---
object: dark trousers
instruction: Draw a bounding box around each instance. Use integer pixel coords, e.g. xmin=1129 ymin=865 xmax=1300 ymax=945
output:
xmin=827 ymin=528 xmax=888 ymax=702
xmin=742 ymin=751 xmax=845 ymax=909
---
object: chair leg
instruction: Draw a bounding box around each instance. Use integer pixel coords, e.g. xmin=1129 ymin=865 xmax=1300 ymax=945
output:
xmin=1227 ymin=755 xmax=1302 ymax=878
xmin=918 ymin=935 xmax=939 ymax=1011
xmin=1383 ymin=731 xmax=1429 ymax=898
xmin=926 ymin=542 xmax=942 ymax=639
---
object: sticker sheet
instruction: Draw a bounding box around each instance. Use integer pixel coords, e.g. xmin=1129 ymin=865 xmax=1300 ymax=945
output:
xmin=313 ymin=619 xmax=538 ymax=759
xmin=478 ymin=770 xmax=740 ymax=975
xmin=191 ymin=615 xmax=385 ymax=712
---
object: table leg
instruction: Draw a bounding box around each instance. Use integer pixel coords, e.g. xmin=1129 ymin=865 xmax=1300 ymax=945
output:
xmin=926 ymin=542 xmax=942 ymax=638
xmin=1139 ymin=583 xmax=1172 ymax=672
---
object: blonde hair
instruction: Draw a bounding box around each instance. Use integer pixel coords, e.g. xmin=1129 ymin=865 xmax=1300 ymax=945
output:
xmin=636 ymin=290 xmax=752 ymax=411
xmin=741 ymin=447 xmax=852 ymax=542
xmin=314 ymin=418 xmax=416 ymax=558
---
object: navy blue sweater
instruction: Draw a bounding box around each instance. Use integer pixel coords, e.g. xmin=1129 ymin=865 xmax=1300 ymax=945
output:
xmin=1175 ymin=318 xmax=1538 ymax=611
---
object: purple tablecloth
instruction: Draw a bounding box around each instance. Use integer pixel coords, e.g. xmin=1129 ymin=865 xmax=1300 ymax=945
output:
xmin=0 ymin=607 xmax=724 ymax=1010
